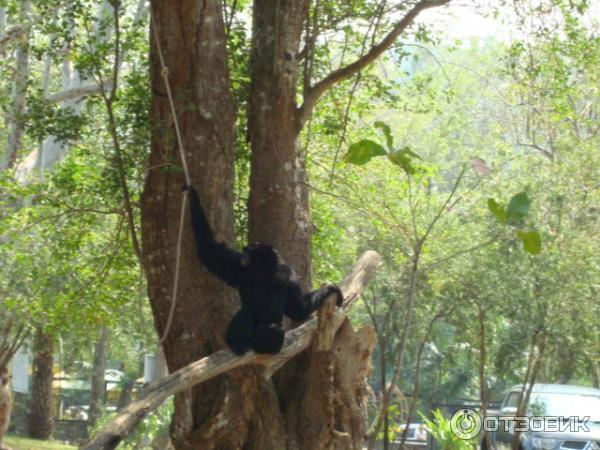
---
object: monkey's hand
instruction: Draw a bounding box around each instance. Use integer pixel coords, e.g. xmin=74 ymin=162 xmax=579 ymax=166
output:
xmin=182 ymin=184 xmax=195 ymax=193
xmin=323 ymin=284 xmax=344 ymax=307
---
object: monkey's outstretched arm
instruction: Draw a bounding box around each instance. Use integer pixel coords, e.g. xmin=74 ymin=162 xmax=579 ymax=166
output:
xmin=185 ymin=186 xmax=246 ymax=287
xmin=284 ymin=282 xmax=343 ymax=322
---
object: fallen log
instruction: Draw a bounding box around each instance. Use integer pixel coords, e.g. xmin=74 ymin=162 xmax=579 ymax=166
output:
xmin=83 ymin=250 xmax=382 ymax=450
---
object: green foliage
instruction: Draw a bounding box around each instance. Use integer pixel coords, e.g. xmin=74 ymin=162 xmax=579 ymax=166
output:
xmin=387 ymin=147 xmax=421 ymax=175
xmin=0 ymin=0 xmax=152 ymax=344
xmin=344 ymin=121 xmax=422 ymax=174
xmin=374 ymin=121 xmax=393 ymax=149
xmin=310 ymin=1 xmax=599 ymax=410
xmin=377 ymin=403 xmax=403 ymax=441
xmin=487 ymin=198 xmax=506 ymax=224
xmin=506 ymin=192 xmax=531 ymax=226
xmin=25 ymin=93 xmax=87 ymax=144
xmin=487 ymin=192 xmax=542 ymax=255
xmin=420 ymin=410 xmax=476 ymax=450
xmin=515 ymin=230 xmax=542 ymax=255
xmin=344 ymin=139 xmax=387 ymax=165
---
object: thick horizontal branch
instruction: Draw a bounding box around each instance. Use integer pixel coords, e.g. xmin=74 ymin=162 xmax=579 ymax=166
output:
xmin=296 ymin=0 xmax=453 ymax=130
xmin=47 ymin=78 xmax=113 ymax=103
xmin=83 ymin=250 xmax=382 ymax=450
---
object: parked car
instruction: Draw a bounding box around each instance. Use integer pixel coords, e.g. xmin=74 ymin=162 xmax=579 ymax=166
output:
xmin=482 ymin=384 xmax=600 ymax=450
xmin=392 ymin=423 xmax=428 ymax=448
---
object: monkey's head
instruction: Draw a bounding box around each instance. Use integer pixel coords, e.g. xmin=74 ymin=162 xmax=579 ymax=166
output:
xmin=242 ymin=243 xmax=280 ymax=279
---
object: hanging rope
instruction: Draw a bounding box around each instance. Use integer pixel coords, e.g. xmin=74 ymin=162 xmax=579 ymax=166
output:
xmin=151 ymin=11 xmax=191 ymax=344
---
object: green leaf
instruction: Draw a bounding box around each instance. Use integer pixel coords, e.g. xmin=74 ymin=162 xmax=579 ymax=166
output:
xmin=343 ymin=139 xmax=387 ymax=165
xmin=374 ymin=121 xmax=393 ymax=149
xmin=388 ymin=147 xmax=420 ymax=174
xmin=487 ymin=198 xmax=506 ymax=224
xmin=516 ymin=230 xmax=542 ymax=255
xmin=506 ymin=192 xmax=531 ymax=225
xmin=403 ymin=148 xmax=422 ymax=160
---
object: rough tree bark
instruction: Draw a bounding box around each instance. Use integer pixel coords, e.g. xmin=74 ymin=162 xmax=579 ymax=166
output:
xmin=142 ymin=1 xmax=250 ymax=449
xmin=248 ymin=0 xmax=312 ymax=283
xmin=27 ymin=327 xmax=54 ymax=440
xmin=246 ymin=2 xmax=326 ymax=448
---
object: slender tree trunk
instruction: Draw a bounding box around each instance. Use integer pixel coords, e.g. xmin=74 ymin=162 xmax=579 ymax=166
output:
xmin=0 ymin=366 xmax=11 ymax=450
xmin=88 ymin=327 xmax=108 ymax=428
xmin=0 ymin=7 xmax=5 ymax=40
xmin=512 ymin=331 xmax=546 ymax=450
xmin=399 ymin=346 xmax=424 ymax=450
xmin=0 ymin=8 xmax=6 ymax=82
xmin=476 ymin=303 xmax=491 ymax=450
xmin=368 ymin=253 xmax=421 ymax=450
xmin=380 ymin=341 xmax=388 ymax=450
xmin=27 ymin=327 xmax=54 ymax=440
xmin=4 ymin=0 xmax=31 ymax=170
xmin=592 ymin=361 xmax=600 ymax=389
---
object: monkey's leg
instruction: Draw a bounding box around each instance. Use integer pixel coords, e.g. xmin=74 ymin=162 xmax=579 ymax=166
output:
xmin=225 ymin=308 xmax=254 ymax=355
xmin=250 ymin=323 xmax=285 ymax=354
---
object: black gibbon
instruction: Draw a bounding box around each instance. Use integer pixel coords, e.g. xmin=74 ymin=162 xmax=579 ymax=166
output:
xmin=184 ymin=186 xmax=343 ymax=355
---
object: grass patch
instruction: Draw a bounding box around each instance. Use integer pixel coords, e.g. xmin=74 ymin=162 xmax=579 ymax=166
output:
xmin=4 ymin=435 xmax=77 ymax=450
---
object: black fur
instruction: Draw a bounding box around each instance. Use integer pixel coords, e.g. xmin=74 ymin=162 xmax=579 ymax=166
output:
xmin=185 ymin=186 xmax=343 ymax=355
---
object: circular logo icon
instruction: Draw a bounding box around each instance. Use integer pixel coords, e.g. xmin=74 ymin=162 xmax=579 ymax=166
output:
xmin=450 ymin=408 xmax=482 ymax=440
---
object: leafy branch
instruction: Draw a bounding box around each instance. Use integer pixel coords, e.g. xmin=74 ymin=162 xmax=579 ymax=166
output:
xmin=296 ymin=0 xmax=454 ymax=130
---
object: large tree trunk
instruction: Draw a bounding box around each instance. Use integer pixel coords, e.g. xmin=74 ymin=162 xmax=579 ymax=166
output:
xmin=246 ymin=2 xmax=321 ymax=448
xmin=27 ymin=327 xmax=54 ymax=440
xmin=247 ymin=0 xmax=312 ymax=284
xmin=88 ymin=327 xmax=108 ymax=428
xmin=143 ymin=1 xmax=377 ymax=449
xmin=142 ymin=1 xmax=257 ymax=449
xmin=247 ymin=2 xmax=376 ymax=449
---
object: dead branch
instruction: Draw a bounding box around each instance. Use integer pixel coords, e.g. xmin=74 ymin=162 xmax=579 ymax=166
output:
xmin=83 ymin=250 xmax=382 ymax=450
